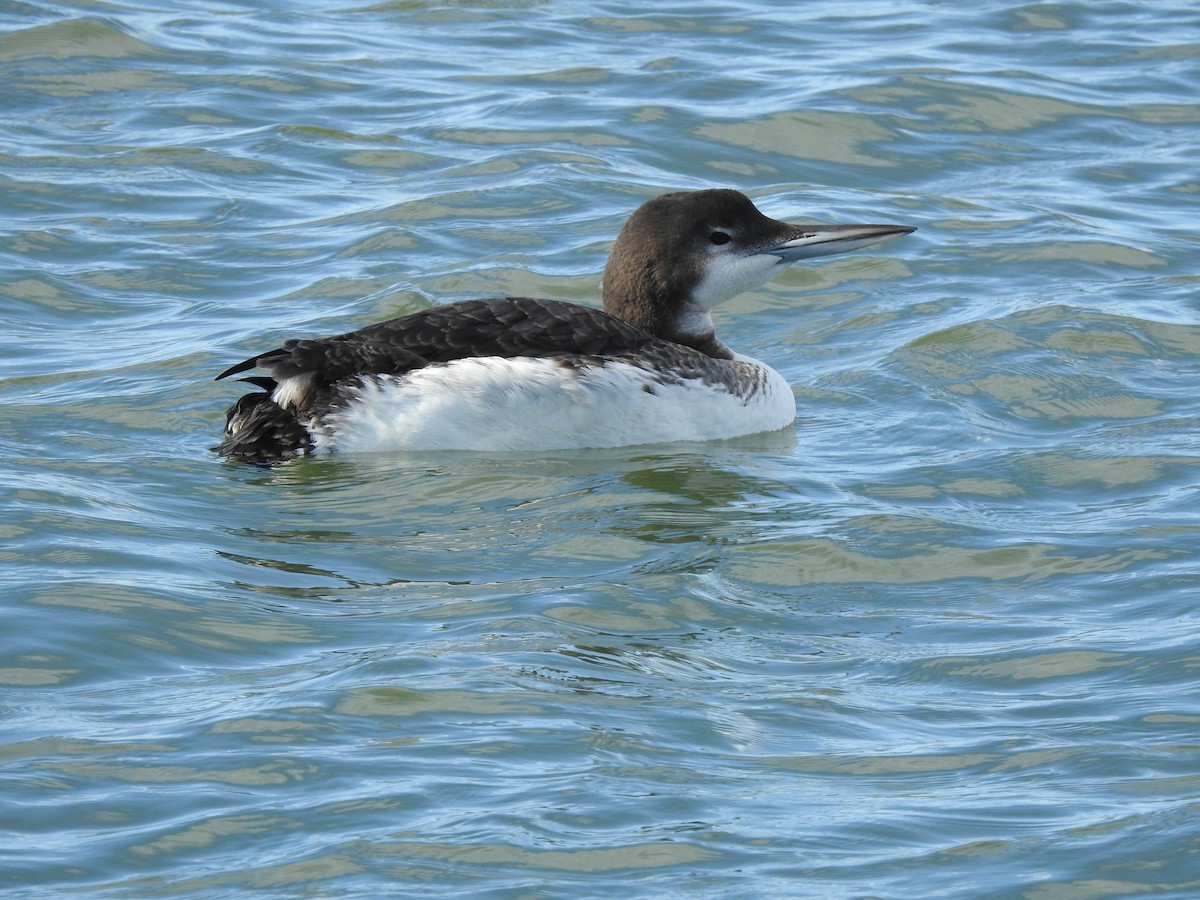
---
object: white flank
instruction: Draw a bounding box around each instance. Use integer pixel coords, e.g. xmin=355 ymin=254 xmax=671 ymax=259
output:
xmin=311 ymin=356 xmax=795 ymax=454
xmin=272 ymin=374 xmax=315 ymax=411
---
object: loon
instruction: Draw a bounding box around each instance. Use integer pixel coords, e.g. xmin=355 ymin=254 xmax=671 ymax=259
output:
xmin=214 ymin=188 xmax=914 ymax=463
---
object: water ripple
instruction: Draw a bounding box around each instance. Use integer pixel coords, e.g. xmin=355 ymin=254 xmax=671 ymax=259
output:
xmin=3 ymin=0 xmax=1199 ymax=896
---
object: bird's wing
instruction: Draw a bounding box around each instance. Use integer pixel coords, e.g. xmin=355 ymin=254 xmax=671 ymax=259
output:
xmin=215 ymin=297 xmax=654 ymax=385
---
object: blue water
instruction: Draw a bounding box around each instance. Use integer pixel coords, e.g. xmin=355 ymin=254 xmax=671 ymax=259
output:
xmin=3 ymin=1 xmax=1199 ymax=897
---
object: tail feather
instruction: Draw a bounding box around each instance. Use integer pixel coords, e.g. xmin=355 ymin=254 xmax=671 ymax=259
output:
xmin=212 ymin=389 xmax=312 ymax=465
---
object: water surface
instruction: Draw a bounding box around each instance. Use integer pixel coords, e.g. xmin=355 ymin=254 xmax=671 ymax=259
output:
xmin=3 ymin=1 xmax=1199 ymax=897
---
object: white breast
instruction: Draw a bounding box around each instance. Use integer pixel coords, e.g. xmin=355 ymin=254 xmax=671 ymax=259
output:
xmin=310 ymin=355 xmax=795 ymax=453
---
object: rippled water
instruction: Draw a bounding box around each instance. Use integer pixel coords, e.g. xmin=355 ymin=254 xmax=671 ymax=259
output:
xmin=3 ymin=1 xmax=1199 ymax=896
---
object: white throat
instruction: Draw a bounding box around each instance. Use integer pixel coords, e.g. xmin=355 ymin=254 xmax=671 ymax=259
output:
xmin=689 ymin=252 xmax=785 ymax=311
xmin=674 ymin=305 xmax=715 ymax=342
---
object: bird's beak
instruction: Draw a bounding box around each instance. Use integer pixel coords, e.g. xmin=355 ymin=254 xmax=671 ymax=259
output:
xmin=765 ymin=223 xmax=916 ymax=262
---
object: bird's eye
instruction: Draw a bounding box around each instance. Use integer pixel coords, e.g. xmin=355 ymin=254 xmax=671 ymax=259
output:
xmin=709 ymin=231 xmax=731 ymax=246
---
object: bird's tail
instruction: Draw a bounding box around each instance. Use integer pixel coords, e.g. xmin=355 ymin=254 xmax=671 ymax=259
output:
xmin=212 ymin=382 xmax=312 ymax=465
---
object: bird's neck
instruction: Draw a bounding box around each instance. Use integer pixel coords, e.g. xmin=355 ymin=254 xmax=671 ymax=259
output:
xmin=603 ymin=273 xmax=732 ymax=360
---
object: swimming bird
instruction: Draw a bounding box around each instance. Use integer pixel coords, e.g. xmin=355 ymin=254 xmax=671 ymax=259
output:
xmin=214 ymin=188 xmax=914 ymax=463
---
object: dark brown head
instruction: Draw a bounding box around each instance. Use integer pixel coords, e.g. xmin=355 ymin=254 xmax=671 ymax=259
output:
xmin=601 ymin=188 xmax=914 ymax=357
